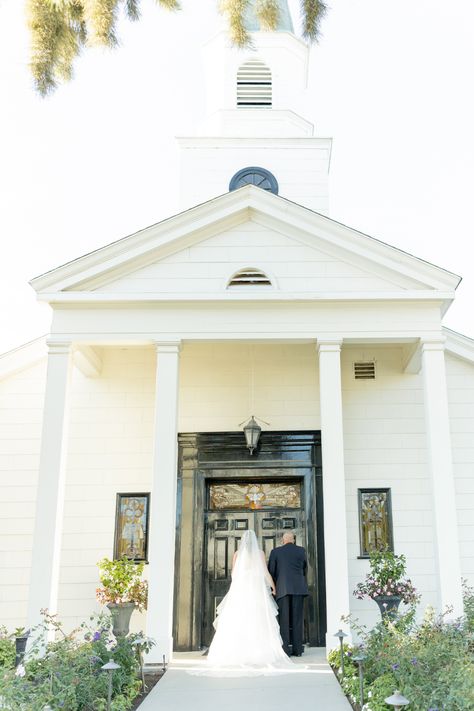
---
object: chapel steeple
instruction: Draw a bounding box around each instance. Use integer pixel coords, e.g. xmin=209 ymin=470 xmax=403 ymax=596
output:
xmin=177 ymin=3 xmax=332 ymax=214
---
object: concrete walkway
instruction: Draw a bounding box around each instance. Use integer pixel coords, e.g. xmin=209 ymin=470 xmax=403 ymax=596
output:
xmin=138 ymin=648 xmax=352 ymax=710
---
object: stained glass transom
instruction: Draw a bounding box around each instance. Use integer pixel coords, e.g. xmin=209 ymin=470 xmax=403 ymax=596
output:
xmin=359 ymin=489 xmax=393 ymax=556
xmin=209 ymin=481 xmax=301 ymax=511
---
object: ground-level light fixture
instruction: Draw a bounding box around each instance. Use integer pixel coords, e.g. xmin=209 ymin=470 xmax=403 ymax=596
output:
xmin=334 ymin=628 xmax=348 ymax=676
xmin=353 ymin=652 xmax=367 ymax=708
xmin=385 ymin=690 xmax=410 ymax=709
xmin=131 ymin=638 xmax=146 ymax=692
xmin=239 ymin=415 xmax=269 ymax=455
xmin=101 ymin=658 xmax=121 ymax=711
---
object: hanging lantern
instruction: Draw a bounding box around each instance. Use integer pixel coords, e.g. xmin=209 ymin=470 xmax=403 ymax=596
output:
xmin=243 ymin=416 xmax=262 ymax=455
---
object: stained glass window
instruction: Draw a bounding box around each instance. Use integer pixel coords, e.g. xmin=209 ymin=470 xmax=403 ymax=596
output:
xmin=358 ymin=489 xmax=393 ymax=557
xmin=209 ymin=481 xmax=301 ymax=511
xmin=114 ymin=493 xmax=150 ymax=562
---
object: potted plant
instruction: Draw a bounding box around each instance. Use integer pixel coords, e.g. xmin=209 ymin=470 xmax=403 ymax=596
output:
xmin=353 ymin=550 xmax=419 ymax=618
xmin=96 ymin=557 xmax=148 ymax=638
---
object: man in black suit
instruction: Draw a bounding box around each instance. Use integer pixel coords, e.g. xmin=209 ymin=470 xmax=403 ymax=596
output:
xmin=268 ymin=531 xmax=308 ymax=656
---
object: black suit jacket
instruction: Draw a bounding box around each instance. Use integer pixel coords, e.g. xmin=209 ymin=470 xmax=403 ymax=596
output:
xmin=268 ymin=543 xmax=309 ymax=600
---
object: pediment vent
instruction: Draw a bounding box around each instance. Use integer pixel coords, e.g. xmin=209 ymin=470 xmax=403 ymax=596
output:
xmin=353 ymin=361 xmax=376 ymax=380
xmin=227 ymin=268 xmax=272 ymax=288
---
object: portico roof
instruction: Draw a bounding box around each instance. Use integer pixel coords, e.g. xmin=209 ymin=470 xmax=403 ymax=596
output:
xmin=30 ymin=186 xmax=461 ymax=310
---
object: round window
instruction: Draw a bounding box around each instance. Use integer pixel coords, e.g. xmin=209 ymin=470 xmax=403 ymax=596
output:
xmin=229 ymin=167 xmax=278 ymax=194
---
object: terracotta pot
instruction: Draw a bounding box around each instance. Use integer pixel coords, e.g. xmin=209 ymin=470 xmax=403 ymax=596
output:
xmin=373 ymin=595 xmax=402 ymax=619
xmin=107 ymin=602 xmax=136 ymax=637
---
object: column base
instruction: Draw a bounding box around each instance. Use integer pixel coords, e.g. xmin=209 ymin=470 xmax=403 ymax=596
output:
xmin=145 ymin=636 xmax=174 ymax=665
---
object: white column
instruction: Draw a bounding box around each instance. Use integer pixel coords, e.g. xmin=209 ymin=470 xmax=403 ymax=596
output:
xmin=27 ymin=340 xmax=72 ymax=634
xmin=146 ymin=342 xmax=181 ymax=662
xmin=318 ymin=340 xmax=351 ymax=648
xmin=421 ymin=339 xmax=463 ymax=616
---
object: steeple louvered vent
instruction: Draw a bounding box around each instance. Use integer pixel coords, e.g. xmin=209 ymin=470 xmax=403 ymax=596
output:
xmin=227 ymin=268 xmax=272 ymax=288
xmin=237 ymin=60 xmax=272 ymax=108
xmin=354 ymin=362 xmax=376 ymax=380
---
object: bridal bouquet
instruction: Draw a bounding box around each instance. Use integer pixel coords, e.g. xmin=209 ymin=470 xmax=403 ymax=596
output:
xmin=353 ymin=550 xmax=419 ymax=606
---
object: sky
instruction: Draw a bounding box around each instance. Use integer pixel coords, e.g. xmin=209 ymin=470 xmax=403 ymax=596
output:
xmin=0 ymin=0 xmax=473 ymax=354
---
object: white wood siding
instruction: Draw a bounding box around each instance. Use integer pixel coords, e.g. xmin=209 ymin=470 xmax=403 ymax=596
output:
xmin=0 ymin=361 xmax=46 ymax=626
xmin=58 ymin=347 xmax=155 ymax=630
xmin=0 ymin=344 xmax=472 ymax=632
xmin=446 ymin=352 xmax=474 ymax=582
xmin=96 ymin=221 xmax=424 ymax=296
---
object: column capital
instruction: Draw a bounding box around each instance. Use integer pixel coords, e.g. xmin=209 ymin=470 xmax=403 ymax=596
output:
xmin=45 ymin=339 xmax=73 ymax=355
xmin=421 ymin=337 xmax=446 ymax=354
xmin=153 ymin=341 xmax=182 ymax=355
xmin=317 ymin=338 xmax=343 ymax=354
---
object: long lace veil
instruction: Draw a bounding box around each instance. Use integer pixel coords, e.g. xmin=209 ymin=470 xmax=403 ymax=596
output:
xmin=201 ymin=529 xmax=294 ymax=674
xmin=231 ymin=529 xmax=267 ymax=586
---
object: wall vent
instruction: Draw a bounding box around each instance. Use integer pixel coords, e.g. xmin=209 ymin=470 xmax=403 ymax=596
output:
xmin=353 ymin=361 xmax=376 ymax=380
xmin=237 ymin=60 xmax=272 ymax=108
xmin=227 ymin=268 xmax=272 ymax=288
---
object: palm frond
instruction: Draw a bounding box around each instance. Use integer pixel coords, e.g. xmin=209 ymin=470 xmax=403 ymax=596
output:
xmin=300 ymin=0 xmax=327 ymax=41
xmin=219 ymin=0 xmax=252 ymax=47
xmin=27 ymin=0 xmax=85 ymax=96
xmin=255 ymin=0 xmax=280 ymax=31
xmin=82 ymin=0 xmax=120 ymax=47
xmin=125 ymin=0 xmax=140 ymax=21
xmin=156 ymin=0 xmax=181 ymax=9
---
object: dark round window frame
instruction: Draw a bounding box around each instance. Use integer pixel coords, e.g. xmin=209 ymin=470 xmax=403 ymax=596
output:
xmin=229 ymin=167 xmax=279 ymax=195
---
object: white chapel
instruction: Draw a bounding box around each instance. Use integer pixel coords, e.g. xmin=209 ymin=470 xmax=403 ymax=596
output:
xmin=1 ymin=1 xmax=473 ymax=662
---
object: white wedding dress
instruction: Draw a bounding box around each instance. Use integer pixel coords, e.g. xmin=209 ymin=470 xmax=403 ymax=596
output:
xmin=203 ymin=530 xmax=294 ymax=675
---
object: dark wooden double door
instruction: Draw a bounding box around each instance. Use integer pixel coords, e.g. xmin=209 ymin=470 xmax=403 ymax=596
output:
xmin=203 ymin=506 xmax=305 ymax=646
xmin=174 ymin=431 xmax=326 ymax=650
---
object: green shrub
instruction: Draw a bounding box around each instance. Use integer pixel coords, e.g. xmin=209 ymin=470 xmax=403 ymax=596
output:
xmin=331 ymin=584 xmax=474 ymax=711
xmin=0 ymin=612 xmax=152 ymax=710
xmin=0 ymin=627 xmax=15 ymax=669
xmin=463 ymin=579 xmax=474 ymax=633
xmin=364 ymin=672 xmax=398 ymax=711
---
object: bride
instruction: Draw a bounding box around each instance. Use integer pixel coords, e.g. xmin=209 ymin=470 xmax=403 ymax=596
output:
xmin=205 ymin=529 xmax=293 ymax=672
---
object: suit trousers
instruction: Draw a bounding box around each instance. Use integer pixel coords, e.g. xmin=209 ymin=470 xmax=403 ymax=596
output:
xmin=277 ymin=594 xmax=304 ymax=655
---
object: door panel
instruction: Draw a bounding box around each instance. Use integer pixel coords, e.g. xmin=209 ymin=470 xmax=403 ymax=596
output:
xmin=203 ymin=512 xmax=253 ymax=639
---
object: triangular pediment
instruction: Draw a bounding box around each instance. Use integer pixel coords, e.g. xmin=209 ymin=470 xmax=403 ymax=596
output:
xmin=30 ymin=187 xmax=460 ymax=305
xmin=94 ymin=220 xmax=429 ymax=297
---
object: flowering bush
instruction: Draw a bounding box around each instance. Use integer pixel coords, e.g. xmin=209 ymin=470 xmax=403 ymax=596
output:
xmin=353 ymin=550 xmax=419 ymax=606
xmin=96 ymin=557 xmax=148 ymax=612
xmin=0 ymin=611 xmax=154 ymax=710
xmin=329 ymin=583 xmax=474 ymax=711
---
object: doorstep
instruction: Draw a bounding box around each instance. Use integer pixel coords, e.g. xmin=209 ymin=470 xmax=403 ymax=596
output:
xmin=137 ymin=648 xmax=352 ymax=710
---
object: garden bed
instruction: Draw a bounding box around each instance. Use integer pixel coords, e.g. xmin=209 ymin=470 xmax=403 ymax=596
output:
xmin=328 ymin=583 xmax=474 ymax=711
xmin=129 ymin=669 xmax=165 ymax=710
xmin=0 ymin=612 xmax=158 ymax=710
